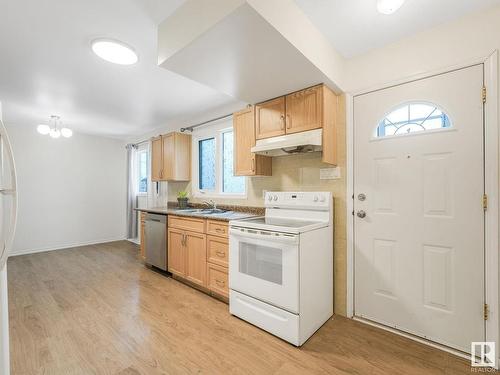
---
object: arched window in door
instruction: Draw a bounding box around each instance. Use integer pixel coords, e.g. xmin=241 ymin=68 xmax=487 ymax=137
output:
xmin=376 ymin=102 xmax=451 ymax=137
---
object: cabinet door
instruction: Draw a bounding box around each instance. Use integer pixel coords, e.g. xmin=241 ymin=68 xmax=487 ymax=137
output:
xmin=168 ymin=228 xmax=185 ymax=276
xmin=255 ymin=97 xmax=285 ymax=140
xmin=207 ymin=263 xmax=229 ymax=298
xmin=185 ymin=231 xmax=207 ymax=287
xmin=233 ymin=107 xmax=256 ymax=175
xmin=172 ymin=133 xmax=191 ymax=181
xmin=151 ymin=136 xmax=163 ymax=181
xmin=285 ymin=85 xmax=323 ymax=134
xmin=162 ymin=133 xmax=174 ymax=180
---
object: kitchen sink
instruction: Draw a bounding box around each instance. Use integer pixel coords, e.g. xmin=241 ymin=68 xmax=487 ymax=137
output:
xmin=173 ymin=208 xmax=229 ymax=215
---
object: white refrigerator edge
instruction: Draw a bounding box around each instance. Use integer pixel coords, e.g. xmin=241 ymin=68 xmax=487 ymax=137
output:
xmin=0 ymin=101 xmax=18 ymax=375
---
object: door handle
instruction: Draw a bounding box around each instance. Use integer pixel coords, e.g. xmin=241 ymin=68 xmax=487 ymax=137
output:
xmin=251 ymin=158 xmax=255 ymax=172
xmin=286 ymin=114 xmax=291 ymax=129
xmin=357 ymin=210 xmax=367 ymax=218
xmin=280 ymin=115 xmax=285 ymax=130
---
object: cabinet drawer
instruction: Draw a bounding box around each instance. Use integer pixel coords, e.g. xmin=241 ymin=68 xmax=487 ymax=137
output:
xmin=168 ymin=215 xmax=205 ymax=232
xmin=207 ymin=263 xmax=228 ymax=298
xmin=206 ymin=220 xmax=228 ymax=237
xmin=207 ymin=235 xmax=228 ymax=267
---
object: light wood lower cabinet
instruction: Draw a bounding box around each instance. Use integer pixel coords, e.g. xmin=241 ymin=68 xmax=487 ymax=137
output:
xmin=167 ymin=227 xmax=207 ymax=288
xmin=184 ymin=231 xmax=207 ymax=287
xmin=207 ymin=235 xmax=228 ymax=267
xmin=167 ymin=227 xmax=186 ymax=276
xmin=207 ymin=263 xmax=229 ymax=298
xmin=206 ymin=219 xmax=228 ymax=237
xmin=168 ymin=215 xmax=229 ymax=301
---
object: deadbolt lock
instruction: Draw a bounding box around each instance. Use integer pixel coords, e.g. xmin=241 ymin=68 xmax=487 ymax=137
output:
xmin=358 ymin=193 xmax=366 ymax=201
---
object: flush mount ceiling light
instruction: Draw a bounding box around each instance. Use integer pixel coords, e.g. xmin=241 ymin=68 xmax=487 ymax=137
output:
xmin=37 ymin=115 xmax=72 ymax=138
xmin=91 ymin=38 xmax=138 ymax=65
xmin=377 ymin=0 xmax=405 ymax=14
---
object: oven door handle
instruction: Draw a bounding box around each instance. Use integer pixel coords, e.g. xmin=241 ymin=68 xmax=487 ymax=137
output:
xmin=229 ymin=228 xmax=298 ymax=244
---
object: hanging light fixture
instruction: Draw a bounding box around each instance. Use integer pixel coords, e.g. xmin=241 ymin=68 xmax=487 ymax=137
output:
xmin=37 ymin=115 xmax=72 ymax=138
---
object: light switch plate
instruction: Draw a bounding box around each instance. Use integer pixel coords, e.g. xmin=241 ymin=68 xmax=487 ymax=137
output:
xmin=320 ymin=167 xmax=341 ymax=180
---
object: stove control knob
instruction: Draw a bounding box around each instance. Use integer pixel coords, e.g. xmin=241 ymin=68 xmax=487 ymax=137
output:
xmin=273 ymin=195 xmax=278 ymax=201
xmin=267 ymin=194 xmax=273 ymax=202
xmin=313 ymin=195 xmax=319 ymax=202
xmin=319 ymin=195 xmax=325 ymax=202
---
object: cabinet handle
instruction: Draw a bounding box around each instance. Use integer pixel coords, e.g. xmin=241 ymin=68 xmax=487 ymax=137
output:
xmin=215 ymin=250 xmax=226 ymax=257
xmin=251 ymin=158 xmax=255 ymax=172
xmin=286 ymin=114 xmax=291 ymax=129
xmin=280 ymin=115 xmax=285 ymax=130
xmin=215 ymin=228 xmax=225 ymax=233
xmin=215 ymin=279 xmax=225 ymax=287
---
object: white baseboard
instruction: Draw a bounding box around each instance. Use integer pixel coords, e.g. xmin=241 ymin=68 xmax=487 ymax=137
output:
xmin=9 ymin=237 xmax=127 ymax=257
xmin=128 ymin=238 xmax=140 ymax=245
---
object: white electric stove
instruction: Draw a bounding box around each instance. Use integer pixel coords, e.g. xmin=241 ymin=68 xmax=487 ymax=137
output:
xmin=229 ymin=191 xmax=333 ymax=346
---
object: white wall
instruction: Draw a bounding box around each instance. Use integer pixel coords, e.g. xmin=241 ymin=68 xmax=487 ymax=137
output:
xmin=5 ymin=124 xmax=127 ymax=255
xmin=344 ymin=4 xmax=500 ymax=93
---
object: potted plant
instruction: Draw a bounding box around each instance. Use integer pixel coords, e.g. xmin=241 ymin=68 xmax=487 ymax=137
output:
xmin=177 ymin=190 xmax=189 ymax=209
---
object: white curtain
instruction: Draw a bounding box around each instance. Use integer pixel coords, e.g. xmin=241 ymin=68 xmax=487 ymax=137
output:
xmin=126 ymin=144 xmax=138 ymax=239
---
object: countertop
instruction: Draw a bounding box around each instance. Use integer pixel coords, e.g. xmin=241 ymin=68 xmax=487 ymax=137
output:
xmin=134 ymin=206 xmax=260 ymax=222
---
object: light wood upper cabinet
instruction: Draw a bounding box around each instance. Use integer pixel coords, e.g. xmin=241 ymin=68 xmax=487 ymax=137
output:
xmin=233 ymin=106 xmax=272 ymax=176
xmin=252 ymin=84 xmax=340 ymax=166
xmin=167 ymin=215 xmax=229 ymax=300
xmin=168 ymin=228 xmax=186 ymax=276
xmin=255 ymin=97 xmax=286 ymax=140
xmin=285 ymin=85 xmax=323 ymax=134
xmin=185 ymin=231 xmax=207 ymax=287
xmin=151 ymin=136 xmax=163 ymax=181
xmin=151 ymin=132 xmax=191 ymax=182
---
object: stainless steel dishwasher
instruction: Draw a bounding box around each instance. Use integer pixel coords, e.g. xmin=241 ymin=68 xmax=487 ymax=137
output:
xmin=144 ymin=213 xmax=167 ymax=271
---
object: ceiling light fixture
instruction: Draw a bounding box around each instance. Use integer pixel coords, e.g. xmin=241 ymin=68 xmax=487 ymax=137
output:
xmin=37 ymin=115 xmax=72 ymax=138
xmin=377 ymin=0 xmax=405 ymax=14
xmin=91 ymin=38 xmax=138 ymax=65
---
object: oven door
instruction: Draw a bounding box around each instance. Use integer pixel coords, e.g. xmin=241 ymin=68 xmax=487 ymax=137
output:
xmin=229 ymin=227 xmax=299 ymax=313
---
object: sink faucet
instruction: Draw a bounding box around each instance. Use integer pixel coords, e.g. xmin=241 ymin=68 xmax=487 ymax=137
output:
xmin=203 ymin=200 xmax=216 ymax=209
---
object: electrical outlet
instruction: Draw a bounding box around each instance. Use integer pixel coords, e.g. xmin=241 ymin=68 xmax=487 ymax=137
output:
xmin=320 ymin=167 xmax=341 ymax=180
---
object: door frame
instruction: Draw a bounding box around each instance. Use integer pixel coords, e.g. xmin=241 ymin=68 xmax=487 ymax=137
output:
xmin=345 ymin=50 xmax=499 ymax=360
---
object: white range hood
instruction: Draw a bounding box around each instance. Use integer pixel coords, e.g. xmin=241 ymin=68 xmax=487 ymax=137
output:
xmin=251 ymin=129 xmax=323 ymax=157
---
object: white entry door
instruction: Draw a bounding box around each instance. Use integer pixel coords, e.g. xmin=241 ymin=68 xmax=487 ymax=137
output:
xmin=353 ymin=65 xmax=485 ymax=353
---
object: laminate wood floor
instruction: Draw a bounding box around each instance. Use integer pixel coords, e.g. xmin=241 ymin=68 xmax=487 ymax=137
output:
xmin=8 ymin=241 xmax=471 ymax=374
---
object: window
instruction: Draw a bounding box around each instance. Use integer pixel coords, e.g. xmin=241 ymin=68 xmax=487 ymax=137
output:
xmin=199 ymin=138 xmax=216 ymax=190
xmin=194 ymin=121 xmax=246 ymax=198
xmin=376 ymin=102 xmax=451 ymax=138
xmin=136 ymin=148 xmax=148 ymax=194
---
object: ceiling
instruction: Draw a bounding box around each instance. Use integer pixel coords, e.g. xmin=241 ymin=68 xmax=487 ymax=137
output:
xmin=160 ymin=3 xmax=335 ymax=104
xmin=0 ymin=0 xmax=243 ymax=139
xmin=294 ymin=0 xmax=500 ymax=58
xmin=1 ymin=0 xmax=499 ymax=139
